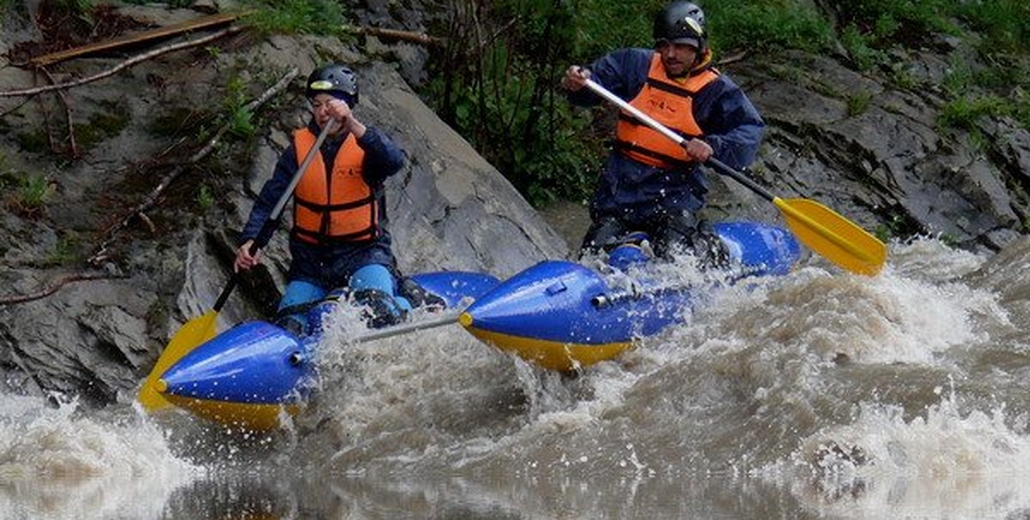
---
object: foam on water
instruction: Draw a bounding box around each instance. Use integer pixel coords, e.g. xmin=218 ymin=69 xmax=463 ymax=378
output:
xmin=759 ymin=387 xmax=1030 ymax=519
xmin=0 ymin=394 xmax=198 ymax=520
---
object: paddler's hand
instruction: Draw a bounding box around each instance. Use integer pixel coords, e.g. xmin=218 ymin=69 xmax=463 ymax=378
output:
xmin=326 ymin=98 xmax=366 ymax=139
xmin=561 ymin=66 xmax=590 ymax=91
xmin=234 ymin=240 xmax=261 ymax=272
xmin=682 ymin=138 xmax=713 ymax=163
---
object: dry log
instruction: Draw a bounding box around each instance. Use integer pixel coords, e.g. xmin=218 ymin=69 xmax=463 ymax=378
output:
xmin=0 ymin=26 xmax=243 ymax=98
xmin=344 ymin=25 xmax=445 ymax=46
xmin=27 ymin=11 xmax=249 ymax=67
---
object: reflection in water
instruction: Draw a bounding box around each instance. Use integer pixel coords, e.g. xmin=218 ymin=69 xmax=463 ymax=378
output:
xmin=161 ymin=476 xmax=295 ymax=520
xmin=4 ymin=237 xmax=1030 ymax=519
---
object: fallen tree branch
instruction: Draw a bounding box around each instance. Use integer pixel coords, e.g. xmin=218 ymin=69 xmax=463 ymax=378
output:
xmin=0 ymin=26 xmax=243 ymax=98
xmin=27 ymin=11 xmax=250 ymax=67
xmin=39 ymin=67 xmax=79 ymax=156
xmin=717 ymin=51 xmax=749 ymax=66
xmin=86 ymin=67 xmax=300 ymax=266
xmin=343 ymin=25 xmax=445 ymax=46
xmin=0 ymin=272 xmax=127 ymax=306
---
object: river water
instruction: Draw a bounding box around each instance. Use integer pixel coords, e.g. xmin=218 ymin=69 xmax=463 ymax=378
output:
xmin=3 ymin=235 xmax=1030 ymax=519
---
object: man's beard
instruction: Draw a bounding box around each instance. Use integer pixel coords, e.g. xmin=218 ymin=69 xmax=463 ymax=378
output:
xmin=665 ymin=62 xmax=690 ymax=78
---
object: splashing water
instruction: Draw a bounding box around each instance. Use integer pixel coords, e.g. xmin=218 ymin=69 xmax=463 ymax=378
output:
xmin=4 ymin=236 xmax=1030 ymax=518
xmin=0 ymin=394 xmax=198 ymax=520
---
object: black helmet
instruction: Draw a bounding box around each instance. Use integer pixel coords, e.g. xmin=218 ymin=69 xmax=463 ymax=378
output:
xmin=653 ymin=1 xmax=706 ymax=50
xmin=306 ymin=64 xmax=359 ymax=106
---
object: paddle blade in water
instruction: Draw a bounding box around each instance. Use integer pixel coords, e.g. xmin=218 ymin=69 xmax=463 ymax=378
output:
xmin=137 ymin=309 xmax=219 ymax=412
xmin=775 ymin=197 xmax=887 ymax=276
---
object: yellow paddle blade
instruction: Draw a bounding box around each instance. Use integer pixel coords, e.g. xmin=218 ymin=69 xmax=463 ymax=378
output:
xmin=137 ymin=309 xmax=219 ymax=412
xmin=774 ymin=197 xmax=888 ymax=276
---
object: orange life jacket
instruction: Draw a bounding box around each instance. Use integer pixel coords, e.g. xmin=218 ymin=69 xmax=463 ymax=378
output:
xmin=291 ymin=129 xmax=378 ymax=244
xmin=615 ymin=53 xmax=720 ymax=169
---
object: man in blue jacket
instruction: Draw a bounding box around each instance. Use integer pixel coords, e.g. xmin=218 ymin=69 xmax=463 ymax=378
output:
xmin=562 ymin=0 xmax=765 ymax=267
xmin=234 ymin=64 xmax=412 ymax=331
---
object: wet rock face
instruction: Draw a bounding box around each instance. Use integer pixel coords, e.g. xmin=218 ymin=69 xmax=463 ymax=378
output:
xmin=731 ymin=51 xmax=1030 ymax=253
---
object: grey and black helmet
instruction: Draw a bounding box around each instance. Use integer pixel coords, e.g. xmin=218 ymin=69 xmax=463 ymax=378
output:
xmin=653 ymin=1 xmax=706 ymax=51
xmin=306 ymin=64 xmax=359 ymax=106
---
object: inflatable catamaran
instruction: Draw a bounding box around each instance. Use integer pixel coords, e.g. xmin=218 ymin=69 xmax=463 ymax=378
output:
xmin=140 ymin=79 xmax=887 ymax=431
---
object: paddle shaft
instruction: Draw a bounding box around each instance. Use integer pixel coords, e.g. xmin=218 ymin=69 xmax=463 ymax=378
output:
xmin=583 ymin=79 xmax=763 ymax=195
xmin=212 ymin=120 xmax=337 ymax=312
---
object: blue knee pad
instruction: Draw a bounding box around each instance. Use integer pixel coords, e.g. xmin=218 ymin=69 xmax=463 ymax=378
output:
xmin=349 ymin=264 xmax=412 ymax=328
xmin=276 ymin=281 xmax=328 ymax=335
xmin=349 ymin=264 xmax=412 ymax=311
xmin=278 ymin=280 xmax=328 ymax=311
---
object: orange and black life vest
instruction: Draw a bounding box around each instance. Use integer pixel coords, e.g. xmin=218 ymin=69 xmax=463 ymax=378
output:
xmin=291 ymin=128 xmax=379 ymax=245
xmin=614 ymin=53 xmax=720 ymax=169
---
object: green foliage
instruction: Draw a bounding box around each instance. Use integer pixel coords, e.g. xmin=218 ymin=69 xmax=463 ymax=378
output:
xmin=889 ymin=66 xmax=921 ymax=91
xmin=827 ymin=0 xmax=959 ymax=49
xmin=573 ymin=0 xmax=657 ymax=56
xmin=222 ymin=75 xmax=256 ymax=137
xmin=1016 ymin=92 xmax=1030 ymax=129
xmin=46 ymin=233 xmax=81 ymax=267
xmin=938 ymin=94 xmax=1011 ymax=130
xmin=424 ymin=0 xmax=599 ymax=205
xmin=846 ymin=91 xmax=873 ymax=117
xmin=825 ymin=0 xmax=1030 ymax=67
xmin=839 ymin=25 xmax=886 ymax=71
xmin=874 ymin=212 xmax=917 ymax=242
xmin=10 ymin=174 xmax=57 ymax=216
xmin=196 ymin=184 xmax=215 ymax=210
xmin=954 ymin=0 xmax=1030 ymax=52
xmin=704 ymin=0 xmax=834 ymax=54
xmin=242 ymin=0 xmax=346 ymax=36
xmin=227 ymin=108 xmax=255 ymax=137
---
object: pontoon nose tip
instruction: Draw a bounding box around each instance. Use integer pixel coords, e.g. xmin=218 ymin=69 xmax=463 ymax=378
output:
xmin=459 ymin=311 xmax=474 ymax=328
xmin=155 ymin=379 xmax=168 ymax=394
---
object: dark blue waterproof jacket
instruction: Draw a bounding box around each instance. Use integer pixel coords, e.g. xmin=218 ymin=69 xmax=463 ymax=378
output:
xmin=240 ymin=120 xmax=407 ymax=287
xmin=567 ymin=48 xmax=765 ymax=224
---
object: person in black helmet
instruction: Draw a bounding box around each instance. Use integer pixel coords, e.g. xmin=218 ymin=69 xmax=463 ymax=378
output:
xmin=561 ymin=0 xmax=764 ymax=267
xmin=233 ymin=64 xmax=413 ymax=331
